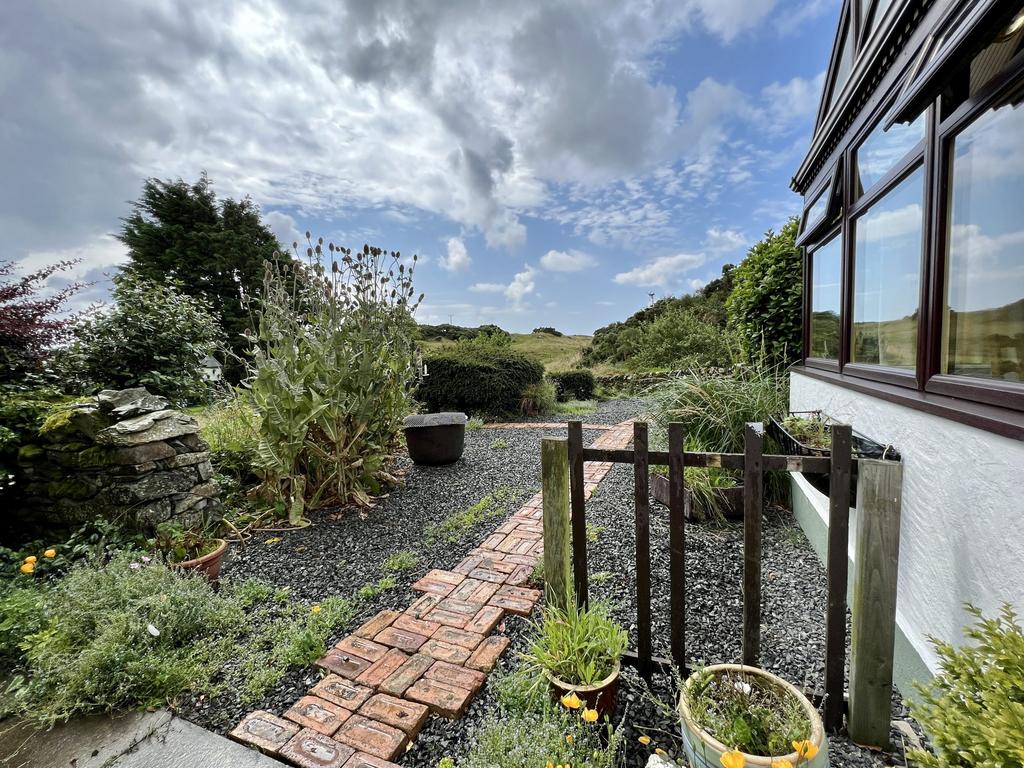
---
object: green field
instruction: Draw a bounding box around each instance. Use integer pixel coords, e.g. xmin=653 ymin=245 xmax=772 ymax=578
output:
xmin=421 ymin=332 xmax=592 ymax=371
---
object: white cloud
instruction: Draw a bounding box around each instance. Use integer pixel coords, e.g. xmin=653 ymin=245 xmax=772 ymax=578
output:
xmin=704 ymin=226 xmax=748 ymax=253
xmin=264 ymin=211 xmax=303 ymax=249
xmin=469 ymin=282 xmax=506 ymax=293
xmin=540 ymin=249 xmax=596 ymax=272
xmin=687 ymin=277 xmax=708 ymax=292
xmin=614 ymin=253 xmax=705 ymax=287
xmin=17 ymin=233 xmax=129 ymax=281
xmin=506 ymin=264 xmax=537 ymax=303
xmin=440 ymin=237 xmax=471 ymax=271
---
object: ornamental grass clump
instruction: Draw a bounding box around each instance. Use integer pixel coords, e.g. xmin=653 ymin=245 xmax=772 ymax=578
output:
xmin=525 ymin=600 xmax=628 ymax=686
xmin=247 ymin=237 xmax=422 ymax=519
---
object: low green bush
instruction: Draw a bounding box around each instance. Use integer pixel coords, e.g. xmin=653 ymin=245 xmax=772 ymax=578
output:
xmin=909 ymin=604 xmax=1024 ymax=767
xmin=520 ymin=379 xmax=557 ymax=417
xmin=524 ymin=600 xmax=628 ymax=686
xmin=549 ymin=369 xmax=595 ymax=401
xmin=194 ymin=395 xmax=260 ymax=482
xmin=418 ymin=341 xmax=544 ymax=417
xmin=631 ymin=307 xmax=736 ymax=371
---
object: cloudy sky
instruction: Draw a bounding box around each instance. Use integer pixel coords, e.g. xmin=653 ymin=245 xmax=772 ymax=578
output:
xmin=2 ymin=0 xmax=839 ymax=333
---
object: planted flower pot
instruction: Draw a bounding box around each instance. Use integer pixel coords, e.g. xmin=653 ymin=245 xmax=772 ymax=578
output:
xmin=545 ymin=661 xmax=620 ymax=720
xmin=403 ymin=412 xmax=468 ymax=465
xmin=177 ymin=538 xmax=229 ymax=584
xmin=679 ymin=663 xmax=828 ymax=768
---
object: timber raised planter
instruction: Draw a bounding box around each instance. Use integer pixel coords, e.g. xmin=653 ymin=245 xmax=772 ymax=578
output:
xmin=403 ymin=412 xmax=468 ymax=465
xmin=650 ymin=473 xmax=743 ymax=520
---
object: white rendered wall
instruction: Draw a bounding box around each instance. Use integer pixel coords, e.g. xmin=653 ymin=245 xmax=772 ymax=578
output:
xmin=790 ymin=370 xmax=1024 ymax=674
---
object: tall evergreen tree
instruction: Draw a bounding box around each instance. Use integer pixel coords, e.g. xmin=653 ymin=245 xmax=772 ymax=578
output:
xmin=118 ymin=173 xmax=282 ymax=380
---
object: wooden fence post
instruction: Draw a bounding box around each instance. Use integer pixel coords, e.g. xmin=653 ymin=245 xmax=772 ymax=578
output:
xmin=542 ymin=437 xmax=572 ymax=613
xmin=742 ymin=422 xmax=764 ymax=667
xmin=633 ymin=421 xmax=653 ymax=680
xmin=568 ymin=421 xmax=589 ymax=610
xmin=848 ymin=459 xmax=903 ymax=748
xmin=824 ymin=423 xmax=853 ymax=732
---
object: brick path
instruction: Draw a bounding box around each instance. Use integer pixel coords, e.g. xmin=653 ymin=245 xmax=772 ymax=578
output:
xmin=230 ymin=420 xmax=635 ymax=768
xmin=482 ymin=421 xmax=616 ymax=431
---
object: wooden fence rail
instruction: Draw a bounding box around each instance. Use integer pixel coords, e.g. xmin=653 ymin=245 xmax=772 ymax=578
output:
xmin=561 ymin=418 xmax=878 ymax=734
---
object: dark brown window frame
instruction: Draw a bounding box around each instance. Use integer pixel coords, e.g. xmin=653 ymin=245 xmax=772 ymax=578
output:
xmin=798 ymin=37 xmax=1024 ymax=437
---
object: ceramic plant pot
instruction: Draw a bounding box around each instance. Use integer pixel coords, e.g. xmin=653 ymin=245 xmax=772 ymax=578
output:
xmin=678 ymin=663 xmax=828 ymax=768
xmin=545 ymin=660 xmax=620 ymax=720
xmin=178 ymin=538 xmax=229 ymax=584
xmin=403 ymin=412 xmax=468 ymax=465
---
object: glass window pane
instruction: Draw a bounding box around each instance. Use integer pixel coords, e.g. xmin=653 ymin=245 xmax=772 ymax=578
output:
xmin=811 ymin=236 xmax=842 ymax=359
xmin=942 ymin=99 xmax=1024 ymax=382
xmin=805 ymin=185 xmax=828 ymax=231
xmin=828 ymin=20 xmax=855 ymax=112
xmin=862 ymin=0 xmax=895 ymax=40
xmin=856 ymin=111 xmax=925 ymax=194
xmin=851 ymin=167 xmax=925 ymax=368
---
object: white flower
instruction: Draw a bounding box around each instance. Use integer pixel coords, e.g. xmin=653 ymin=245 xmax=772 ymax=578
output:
xmin=733 ymin=680 xmax=752 ymax=695
xmin=141 ymin=556 xmax=151 ymax=563
xmin=147 ymin=624 xmax=160 ymax=637
xmin=130 ymin=562 xmax=142 ymax=570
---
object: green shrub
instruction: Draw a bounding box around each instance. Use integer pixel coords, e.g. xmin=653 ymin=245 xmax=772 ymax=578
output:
xmin=0 ymin=386 xmax=69 ymax=501
xmin=520 ymin=379 xmax=557 ymax=417
xmin=57 ymin=271 xmax=224 ymax=405
xmin=549 ymin=369 xmax=595 ymax=401
xmin=524 ymin=600 xmax=628 ymax=686
xmin=195 ymin=395 xmax=260 ymax=482
xmin=417 ymin=323 xmax=509 ymax=342
xmin=248 ymin=241 xmax=421 ymax=518
xmin=909 ymin=604 xmax=1024 ymax=767
xmin=726 ymin=218 xmax=802 ymax=368
xmin=632 ymin=307 xmax=736 ymax=371
xmin=418 ymin=343 xmax=544 ymax=417
xmin=532 ymin=326 xmax=563 ymax=336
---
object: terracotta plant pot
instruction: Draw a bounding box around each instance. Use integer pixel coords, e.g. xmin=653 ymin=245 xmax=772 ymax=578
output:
xmin=678 ymin=663 xmax=828 ymax=768
xmin=177 ymin=538 xmax=229 ymax=584
xmin=544 ymin=661 xmax=620 ymax=720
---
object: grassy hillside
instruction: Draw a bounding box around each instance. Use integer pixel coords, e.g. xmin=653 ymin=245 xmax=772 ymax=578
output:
xmin=422 ymin=332 xmax=591 ymax=371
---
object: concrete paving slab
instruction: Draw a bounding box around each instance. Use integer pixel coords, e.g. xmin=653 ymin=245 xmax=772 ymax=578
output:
xmin=112 ymin=716 xmax=286 ymax=768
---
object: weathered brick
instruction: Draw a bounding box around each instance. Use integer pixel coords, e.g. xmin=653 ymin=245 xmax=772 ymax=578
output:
xmin=355 ymin=648 xmax=409 ymax=689
xmin=229 ymin=710 xmax=299 ymax=754
xmin=411 ymin=569 xmax=464 ymax=596
xmin=435 ymin=597 xmax=485 ymax=616
xmin=422 ymin=607 xmax=471 ymax=629
xmin=494 ymin=584 xmax=541 ymax=602
xmin=358 ymin=693 xmax=429 ymax=736
xmin=423 ymin=660 xmax=486 ymax=692
xmin=352 ymin=610 xmax=401 ymax=640
xmin=479 ymin=533 xmax=505 ymax=550
xmin=405 ymin=593 xmax=441 ymax=619
xmin=341 ymin=752 xmax=402 ymax=768
xmin=466 ymin=635 xmax=511 ymax=672
xmin=333 ymin=715 xmax=408 ymax=761
xmin=373 ymin=626 xmax=428 ymax=653
xmin=310 ymin=675 xmax=374 ymax=711
xmin=503 ymin=554 xmax=539 ymax=567
xmin=467 ymin=567 xmax=506 ymax=584
xmin=488 ymin=593 xmax=535 ymax=616
xmin=280 ymin=728 xmax=355 ymax=768
xmin=284 ymin=695 xmax=352 ymax=736
xmin=419 ymin=638 xmax=471 ymax=664
xmin=405 ymin=677 xmax=478 ymax=718
xmin=378 ymin=652 xmax=434 ymax=696
xmin=452 ymin=555 xmax=482 ymax=575
xmin=448 ymin=579 xmax=499 ymax=604
xmin=432 ymin=625 xmax=485 ymax=650
xmin=392 ymin=613 xmax=441 ymax=637
xmin=336 ymin=635 xmax=389 ymax=663
xmin=504 ymin=564 xmax=534 ymax=586
xmin=316 ymin=650 xmax=372 ymax=680
xmin=464 ymin=605 xmax=504 ymax=635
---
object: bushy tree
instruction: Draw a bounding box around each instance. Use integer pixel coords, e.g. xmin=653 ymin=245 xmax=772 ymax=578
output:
xmin=58 ymin=272 xmax=223 ymax=403
xmin=118 ymin=173 xmax=282 ymax=379
xmin=726 ymin=217 xmax=802 ymax=367
xmin=632 ymin=307 xmax=736 ymax=371
xmin=0 ymin=260 xmax=83 ymax=383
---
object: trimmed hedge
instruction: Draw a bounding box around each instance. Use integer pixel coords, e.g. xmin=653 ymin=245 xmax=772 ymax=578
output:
xmin=418 ymin=348 xmax=545 ymax=416
xmin=549 ymin=370 xmax=595 ymax=401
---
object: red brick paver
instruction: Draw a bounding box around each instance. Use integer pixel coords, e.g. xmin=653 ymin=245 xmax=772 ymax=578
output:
xmin=231 ymin=419 xmax=634 ymax=763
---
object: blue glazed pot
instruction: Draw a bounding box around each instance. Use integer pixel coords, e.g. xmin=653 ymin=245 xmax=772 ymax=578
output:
xmin=678 ymin=664 xmax=829 ymax=768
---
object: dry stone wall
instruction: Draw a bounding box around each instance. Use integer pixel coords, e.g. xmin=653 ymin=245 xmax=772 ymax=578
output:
xmin=18 ymin=388 xmax=222 ymax=532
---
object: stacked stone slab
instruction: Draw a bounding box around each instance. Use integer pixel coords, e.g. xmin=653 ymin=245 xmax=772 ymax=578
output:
xmin=17 ymin=388 xmax=222 ymax=532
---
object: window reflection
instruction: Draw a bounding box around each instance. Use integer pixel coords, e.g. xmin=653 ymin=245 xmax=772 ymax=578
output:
xmin=852 ymin=167 xmax=925 ymax=369
xmin=805 ymin=186 xmax=828 ymax=231
xmin=829 ymin=20 xmax=855 ymax=112
xmin=856 ymin=111 xmax=924 ymax=194
xmin=942 ymin=99 xmax=1024 ymax=382
xmin=811 ymin=236 xmax=842 ymax=359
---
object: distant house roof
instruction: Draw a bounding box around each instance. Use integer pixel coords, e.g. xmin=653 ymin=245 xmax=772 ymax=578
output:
xmin=201 ymin=355 xmax=222 ymax=369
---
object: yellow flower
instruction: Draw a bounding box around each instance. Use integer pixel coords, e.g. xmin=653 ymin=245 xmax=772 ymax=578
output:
xmin=638 ymin=736 xmax=652 ymax=746
xmin=772 ymin=761 xmax=794 ymax=768
xmin=581 ymin=708 xmax=598 ymax=723
xmin=565 ymin=735 xmax=573 ymax=744
xmin=23 ymin=555 xmax=37 ymax=564
xmin=560 ymin=692 xmax=581 ymax=709
xmin=792 ymin=741 xmax=818 ymax=760
xmin=546 ymin=763 xmax=554 ymax=768
xmin=43 ymin=549 xmax=56 ymax=558
xmin=655 ymin=748 xmax=667 ymax=757
xmin=311 ymin=605 xmax=322 ymax=614
xmin=721 ymin=750 xmax=745 ymax=768
xmin=19 ymin=562 xmax=34 ymax=574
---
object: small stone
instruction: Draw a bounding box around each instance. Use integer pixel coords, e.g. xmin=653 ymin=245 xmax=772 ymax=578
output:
xmin=431 ymin=625 xmax=485 ymax=650
xmin=280 ymin=728 xmax=356 ymax=768
xmin=355 ymin=648 xmax=409 ymax=689
xmin=374 ymin=626 xmax=428 ymax=653
xmin=423 ymin=660 xmax=486 ymax=692
xmin=405 ymin=677 xmax=477 ymax=718
xmin=352 ymin=610 xmax=401 ymax=640
xmin=336 ymin=635 xmax=389 ymax=663
xmin=466 ymin=635 xmax=510 ymax=672
xmin=310 ymin=675 xmax=374 ymax=711
xmin=333 ymin=715 xmax=408 ymax=761
xmin=419 ymin=639 xmax=471 ymax=665
xmin=229 ymin=710 xmax=300 ymax=754
xmin=358 ymin=693 xmax=429 ymax=736
xmin=284 ymin=695 xmax=352 ymax=736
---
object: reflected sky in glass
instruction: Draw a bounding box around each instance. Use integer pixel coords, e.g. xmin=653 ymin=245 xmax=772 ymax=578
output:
xmin=856 ymin=111 xmax=924 ymax=193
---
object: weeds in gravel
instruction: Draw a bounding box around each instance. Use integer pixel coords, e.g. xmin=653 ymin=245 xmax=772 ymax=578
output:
xmin=357 ymin=576 xmax=398 ymax=601
xmin=591 ymin=570 xmax=613 ymax=585
xmin=382 ymin=551 xmax=419 ymax=573
xmin=426 ymin=488 xmax=517 ymax=545
xmin=489 ymin=438 xmax=509 ymax=450
xmin=466 ymin=417 xmax=484 ymax=431
xmin=586 ymin=523 xmax=605 ymax=543
xmin=553 ymin=399 xmax=597 ymax=415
